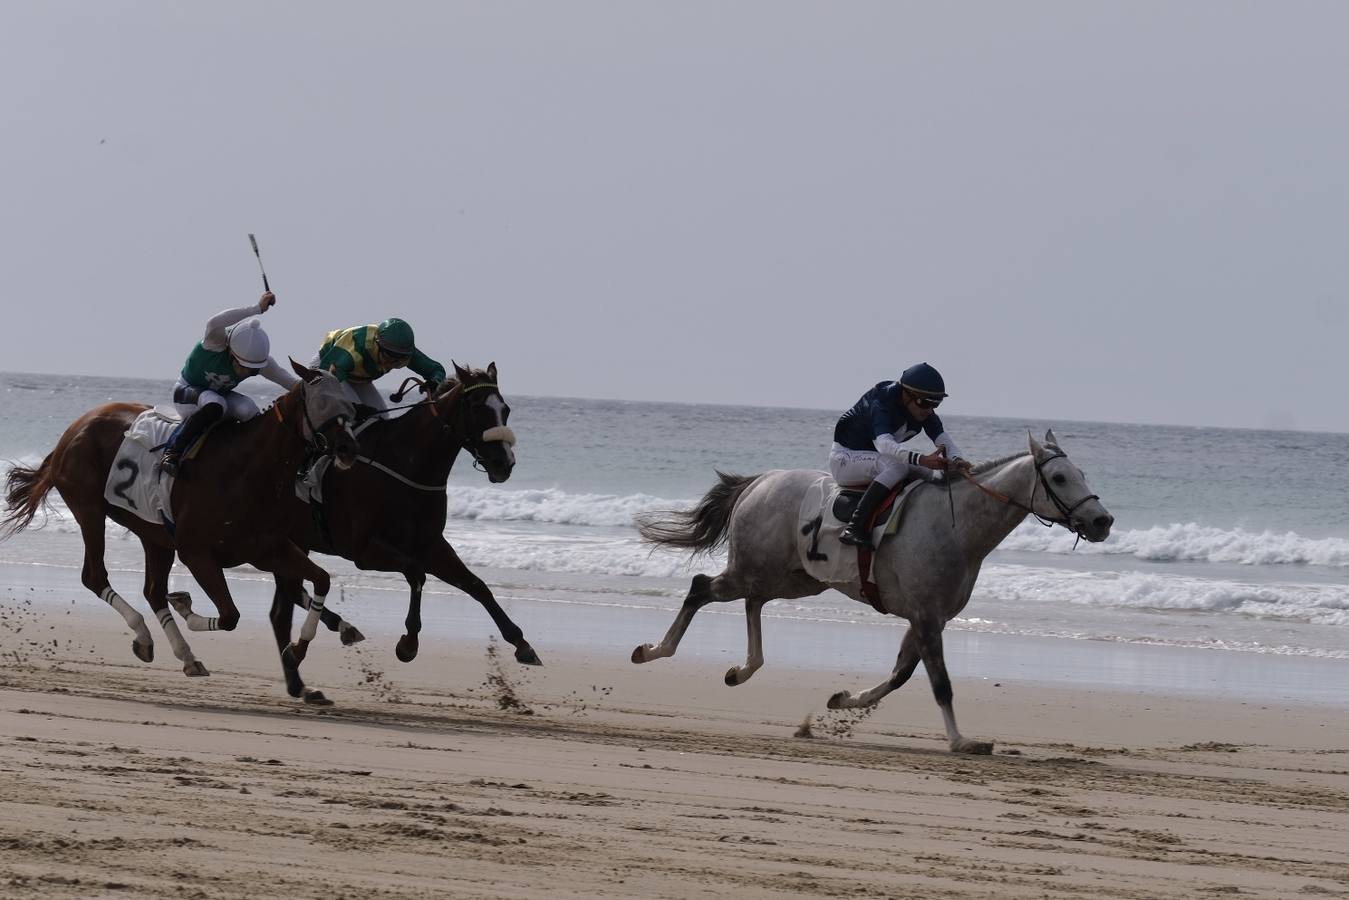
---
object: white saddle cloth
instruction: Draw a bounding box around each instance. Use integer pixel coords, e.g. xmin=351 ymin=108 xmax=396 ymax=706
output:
xmin=103 ymin=407 xmax=181 ymax=527
xmin=795 ymin=475 xmax=923 ymax=587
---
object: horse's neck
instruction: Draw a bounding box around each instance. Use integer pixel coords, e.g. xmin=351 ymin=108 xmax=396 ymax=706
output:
xmin=232 ymin=394 xmax=307 ymax=476
xmin=364 ymin=406 xmax=460 ymax=480
xmin=955 ymin=456 xmax=1036 ymax=559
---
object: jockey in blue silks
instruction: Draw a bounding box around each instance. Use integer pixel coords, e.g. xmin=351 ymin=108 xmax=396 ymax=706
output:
xmin=828 ymin=362 xmax=973 ymax=548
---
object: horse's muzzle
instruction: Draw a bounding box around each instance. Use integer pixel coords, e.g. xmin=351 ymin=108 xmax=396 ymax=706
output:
xmin=1074 ymin=513 xmax=1114 ymax=543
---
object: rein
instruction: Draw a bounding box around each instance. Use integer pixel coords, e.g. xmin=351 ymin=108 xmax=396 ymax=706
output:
xmin=349 ymin=379 xmax=509 ymax=488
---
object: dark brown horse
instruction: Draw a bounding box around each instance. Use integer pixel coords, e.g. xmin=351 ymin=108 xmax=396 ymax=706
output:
xmin=256 ymin=362 xmax=538 ymax=701
xmin=1 ymin=362 xmax=359 ymax=682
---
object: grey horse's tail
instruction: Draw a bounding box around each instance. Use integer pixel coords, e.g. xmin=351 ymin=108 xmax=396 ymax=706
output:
xmin=636 ymin=471 xmax=758 ymax=556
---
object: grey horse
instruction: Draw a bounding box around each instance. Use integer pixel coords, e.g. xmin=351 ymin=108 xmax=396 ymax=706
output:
xmin=632 ymin=430 xmax=1113 ymax=754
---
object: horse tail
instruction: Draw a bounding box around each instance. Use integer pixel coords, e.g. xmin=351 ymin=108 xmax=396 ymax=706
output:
xmin=1 ymin=454 xmax=56 ymax=539
xmin=636 ymin=470 xmax=759 ymax=556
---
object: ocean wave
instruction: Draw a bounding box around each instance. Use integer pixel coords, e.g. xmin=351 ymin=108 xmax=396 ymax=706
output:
xmin=975 ymin=566 xmax=1349 ymax=627
xmin=1003 ymin=520 xmax=1349 ymax=567
xmin=445 ymin=486 xmax=691 ymax=527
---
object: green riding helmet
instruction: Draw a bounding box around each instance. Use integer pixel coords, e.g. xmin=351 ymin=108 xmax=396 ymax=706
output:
xmin=376 ymin=317 xmax=416 ymax=357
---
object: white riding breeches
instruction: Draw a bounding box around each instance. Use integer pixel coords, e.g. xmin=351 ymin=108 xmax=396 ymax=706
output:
xmin=173 ymin=380 xmax=260 ymax=422
xmin=828 ymin=443 xmax=936 ymax=489
xmin=307 ymin=353 xmax=387 ymax=410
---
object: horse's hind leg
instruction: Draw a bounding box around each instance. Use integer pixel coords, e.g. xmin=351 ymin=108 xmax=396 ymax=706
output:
xmin=724 ymin=598 xmax=767 ymax=685
xmin=725 ymin=574 xmax=825 ymax=686
xmin=827 ymin=625 xmax=923 ymax=710
xmin=143 ymin=543 xmax=208 ymax=676
xmin=292 ymin=587 xmax=364 ymax=645
xmin=70 ymin=506 xmax=154 ymax=662
xmin=632 ymin=571 xmax=745 ymax=664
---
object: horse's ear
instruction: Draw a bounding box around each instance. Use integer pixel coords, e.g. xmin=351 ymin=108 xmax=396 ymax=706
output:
xmin=290 ymin=357 xmax=319 ymax=381
xmin=452 ymin=360 xmax=471 ymax=382
xmin=487 ymin=361 xmax=497 ymax=382
xmin=1028 ymin=430 xmax=1045 ymax=459
xmin=1044 ymin=428 xmax=1059 ymax=448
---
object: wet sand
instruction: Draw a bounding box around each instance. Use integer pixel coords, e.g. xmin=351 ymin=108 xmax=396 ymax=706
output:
xmin=1 ymin=576 xmax=1348 ymax=899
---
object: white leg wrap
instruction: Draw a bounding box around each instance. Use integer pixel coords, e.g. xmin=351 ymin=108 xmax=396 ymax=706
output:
xmin=298 ymin=592 xmax=326 ymax=643
xmin=155 ymin=608 xmax=197 ymax=663
xmin=167 ymin=592 xmax=218 ymax=631
xmin=101 ymin=588 xmax=152 ymax=644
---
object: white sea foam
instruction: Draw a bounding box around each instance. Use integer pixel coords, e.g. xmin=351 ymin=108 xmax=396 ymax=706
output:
xmin=445 ymin=486 xmax=691 ymax=527
xmin=990 ymin=520 xmax=1349 ymax=567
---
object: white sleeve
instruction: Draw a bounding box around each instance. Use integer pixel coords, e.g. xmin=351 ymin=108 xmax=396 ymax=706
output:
xmin=201 ymin=303 xmax=264 ymax=351
xmin=260 ymin=357 xmax=301 ymax=391
xmin=934 ymin=432 xmax=963 ymax=461
xmin=874 ymin=433 xmax=927 ymax=467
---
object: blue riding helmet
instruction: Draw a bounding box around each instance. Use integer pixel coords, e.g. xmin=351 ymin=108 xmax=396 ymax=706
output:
xmin=899 ymin=362 xmax=947 ymax=398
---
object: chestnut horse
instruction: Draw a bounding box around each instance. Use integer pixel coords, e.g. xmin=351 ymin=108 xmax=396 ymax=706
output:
xmin=1 ymin=362 xmax=358 ymax=683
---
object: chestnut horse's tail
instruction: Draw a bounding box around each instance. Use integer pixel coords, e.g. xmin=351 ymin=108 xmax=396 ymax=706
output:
xmin=1 ymin=453 xmax=56 ymax=539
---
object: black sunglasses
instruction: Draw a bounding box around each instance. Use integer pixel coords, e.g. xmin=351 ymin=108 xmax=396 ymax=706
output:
xmin=912 ymin=396 xmax=942 ymax=410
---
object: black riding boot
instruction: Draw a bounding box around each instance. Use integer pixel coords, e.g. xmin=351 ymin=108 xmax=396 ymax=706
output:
xmin=838 ymin=480 xmax=892 ymax=549
xmin=160 ymin=404 xmax=223 ymax=477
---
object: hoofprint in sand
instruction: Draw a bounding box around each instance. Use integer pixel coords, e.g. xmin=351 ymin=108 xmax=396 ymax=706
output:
xmin=2 ymin=577 xmax=1347 ymax=900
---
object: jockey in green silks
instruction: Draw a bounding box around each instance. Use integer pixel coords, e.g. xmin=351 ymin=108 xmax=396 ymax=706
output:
xmin=160 ymin=291 xmax=300 ymax=476
xmin=313 ymin=317 xmax=446 ymax=411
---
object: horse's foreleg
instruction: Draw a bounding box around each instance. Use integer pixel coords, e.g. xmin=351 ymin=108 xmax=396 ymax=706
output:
xmin=424 ymin=537 xmax=539 ymax=666
xmin=270 ymin=577 xmax=305 ymax=699
xmin=633 ymin=572 xmax=742 ymax=664
xmin=915 ymin=624 xmax=992 ymax=755
xmin=143 ymin=543 xmax=207 ymax=676
xmin=724 ymin=598 xmax=768 ymax=686
xmin=290 ymin=585 xmax=364 ymax=645
xmin=396 ymin=571 xmax=425 ymax=664
xmin=174 ymin=550 xmax=241 ymax=632
xmin=71 ymin=506 xmax=154 ymax=662
xmin=253 ymin=543 xmax=331 ymax=667
xmin=827 ymin=626 xmax=922 ymax=710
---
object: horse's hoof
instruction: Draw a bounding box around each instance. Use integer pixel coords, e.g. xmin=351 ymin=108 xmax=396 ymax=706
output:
xmin=284 ymin=671 xmax=305 ymax=698
xmin=303 ymin=689 xmax=334 ymax=706
xmin=395 ymin=635 xmax=418 ymax=663
xmin=631 ymin=645 xmax=650 ymax=664
xmin=339 ymin=624 xmax=365 ymax=646
xmin=724 ymin=668 xmax=742 ymax=686
xmin=515 ymin=644 xmax=542 ymax=666
xmin=183 ymin=660 xmax=210 ymax=677
xmin=954 ymin=739 xmax=994 ymax=755
xmin=132 ymin=640 xmax=154 ymax=663
xmin=166 ymin=591 xmax=192 ymax=617
xmin=826 ymin=691 xmax=850 ymax=710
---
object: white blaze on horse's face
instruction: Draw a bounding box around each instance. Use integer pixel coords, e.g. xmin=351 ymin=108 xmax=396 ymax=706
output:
xmin=482 ymin=394 xmax=516 ymax=468
xmin=1028 ymin=430 xmax=1114 ymax=543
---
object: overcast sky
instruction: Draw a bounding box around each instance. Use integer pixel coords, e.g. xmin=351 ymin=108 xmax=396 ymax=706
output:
xmin=2 ymin=2 xmax=1346 ymax=431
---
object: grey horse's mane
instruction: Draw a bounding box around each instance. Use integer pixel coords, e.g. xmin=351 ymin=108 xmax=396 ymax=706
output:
xmin=969 ymin=452 xmax=1027 ymax=475
xmin=967 ymin=444 xmax=1061 ymax=476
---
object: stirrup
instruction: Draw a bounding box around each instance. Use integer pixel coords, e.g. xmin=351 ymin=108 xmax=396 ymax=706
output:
xmin=839 ymin=526 xmax=873 ymax=549
xmin=159 ymin=451 xmax=181 ymax=478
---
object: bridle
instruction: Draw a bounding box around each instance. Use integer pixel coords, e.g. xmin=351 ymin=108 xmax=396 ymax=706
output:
xmin=274 ymin=379 xmax=353 ymax=457
xmin=449 ymin=381 xmax=516 ymax=474
xmin=962 ymin=450 xmax=1099 ymax=542
xmin=352 ymin=377 xmax=516 ymax=484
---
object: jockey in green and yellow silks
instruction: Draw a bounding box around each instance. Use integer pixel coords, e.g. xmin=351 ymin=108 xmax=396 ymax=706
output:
xmin=314 ymin=318 xmax=445 ymax=411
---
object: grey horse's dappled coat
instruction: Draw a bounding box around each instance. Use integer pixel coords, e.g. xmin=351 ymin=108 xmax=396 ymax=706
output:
xmin=633 ymin=430 xmax=1113 ymax=754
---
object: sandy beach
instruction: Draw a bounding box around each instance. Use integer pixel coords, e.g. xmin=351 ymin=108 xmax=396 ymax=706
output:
xmin=1 ymin=567 xmax=1346 ymax=900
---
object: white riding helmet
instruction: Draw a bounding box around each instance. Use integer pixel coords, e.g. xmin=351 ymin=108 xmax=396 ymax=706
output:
xmin=227 ymin=318 xmax=271 ymax=369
